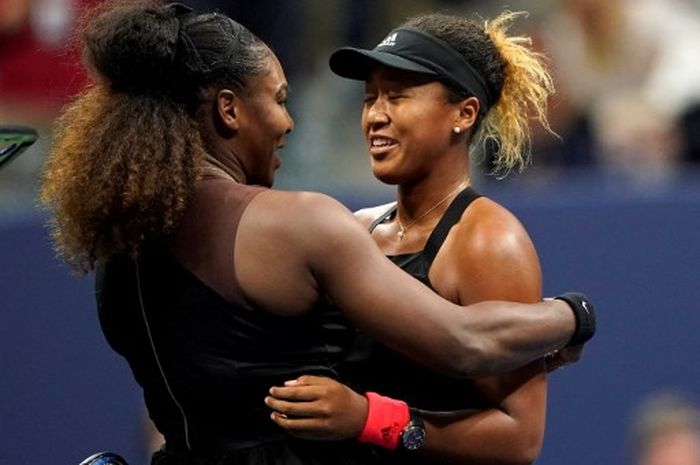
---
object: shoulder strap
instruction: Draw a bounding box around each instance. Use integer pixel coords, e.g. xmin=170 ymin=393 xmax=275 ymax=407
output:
xmin=423 ymin=187 xmax=482 ymax=264
xmin=368 ymin=203 xmax=398 ymax=233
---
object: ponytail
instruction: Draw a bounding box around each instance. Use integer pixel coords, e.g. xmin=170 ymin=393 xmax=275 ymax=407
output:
xmin=481 ymin=11 xmax=555 ymax=174
xmin=40 ymin=1 xmax=267 ymax=272
xmin=41 ymin=86 xmax=205 ymax=273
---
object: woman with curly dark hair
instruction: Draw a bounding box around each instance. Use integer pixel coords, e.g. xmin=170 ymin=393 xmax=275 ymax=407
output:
xmin=40 ymin=3 xmax=594 ymax=464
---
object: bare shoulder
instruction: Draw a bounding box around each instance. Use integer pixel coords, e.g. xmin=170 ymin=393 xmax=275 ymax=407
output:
xmin=454 ymin=196 xmax=535 ymax=259
xmin=244 ymin=189 xmax=369 ymax=249
xmin=354 ymin=202 xmax=396 ymax=228
xmin=432 ymin=195 xmax=541 ymax=302
xmin=252 ymin=189 xmax=344 ymax=210
xmin=235 ymin=189 xmax=358 ymax=316
xmin=248 ymin=189 xmax=352 ymax=226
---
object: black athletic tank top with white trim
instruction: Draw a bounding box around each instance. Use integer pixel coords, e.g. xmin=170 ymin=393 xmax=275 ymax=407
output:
xmin=338 ymin=187 xmax=493 ymax=412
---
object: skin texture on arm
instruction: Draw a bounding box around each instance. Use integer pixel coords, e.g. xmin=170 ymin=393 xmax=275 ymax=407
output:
xmin=234 ymin=189 xmax=575 ymax=377
xmin=416 ymin=197 xmax=547 ymax=465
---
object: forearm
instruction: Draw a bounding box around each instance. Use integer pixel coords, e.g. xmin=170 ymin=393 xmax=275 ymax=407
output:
xmin=266 ymin=365 xmax=546 ymax=464
xmin=454 ymin=299 xmax=574 ymax=377
xmin=306 ymin=201 xmax=587 ymax=377
xmin=420 ymin=409 xmax=542 ymax=465
xmin=418 ymin=363 xmax=547 ymax=465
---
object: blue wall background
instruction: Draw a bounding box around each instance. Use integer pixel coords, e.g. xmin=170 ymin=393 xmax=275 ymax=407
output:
xmin=1 ymin=173 xmax=699 ymax=465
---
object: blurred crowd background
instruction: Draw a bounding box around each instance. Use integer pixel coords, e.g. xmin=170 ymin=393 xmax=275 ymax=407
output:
xmin=1 ymin=1 xmax=699 ymax=465
xmin=2 ymin=0 xmax=700 ymax=214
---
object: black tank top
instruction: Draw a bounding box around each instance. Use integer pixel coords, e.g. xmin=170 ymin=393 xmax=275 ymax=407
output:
xmin=338 ymin=187 xmax=493 ymax=412
xmin=95 ymin=179 xmax=367 ymax=463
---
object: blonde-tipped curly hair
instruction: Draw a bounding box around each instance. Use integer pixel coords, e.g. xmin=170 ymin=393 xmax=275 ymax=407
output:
xmin=404 ymin=11 xmax=555 ymax=175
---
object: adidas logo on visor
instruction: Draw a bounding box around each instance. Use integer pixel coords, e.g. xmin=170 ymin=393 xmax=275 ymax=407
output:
xmin=377 ymin=32 xmax=398 ymax=48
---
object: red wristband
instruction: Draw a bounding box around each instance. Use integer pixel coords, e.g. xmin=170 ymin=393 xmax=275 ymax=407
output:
xmin=357 ymin=392 xmax=410 ymax=450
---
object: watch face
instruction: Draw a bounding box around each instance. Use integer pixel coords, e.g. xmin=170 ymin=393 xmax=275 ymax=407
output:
xmin=402 ymin=425 xmax=426 ymax=450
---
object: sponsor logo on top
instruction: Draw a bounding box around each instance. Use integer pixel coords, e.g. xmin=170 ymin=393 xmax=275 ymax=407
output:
xmin=377 ymin=32 xmax=398 ymax=48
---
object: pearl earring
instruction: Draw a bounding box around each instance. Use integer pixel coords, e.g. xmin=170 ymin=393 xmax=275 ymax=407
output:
xmin=453 ymin=127 xmax=461 ymax=134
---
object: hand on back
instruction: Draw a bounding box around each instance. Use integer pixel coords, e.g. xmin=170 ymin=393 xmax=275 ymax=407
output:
xmin=265 ymin=375 xmax=368 ymax=440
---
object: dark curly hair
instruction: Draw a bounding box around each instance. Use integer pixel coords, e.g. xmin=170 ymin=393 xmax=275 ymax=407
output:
xmin=403 ymin=11 xmax=554 ymax=173
xmin=40 ymin=1 xmax=269 ymax=273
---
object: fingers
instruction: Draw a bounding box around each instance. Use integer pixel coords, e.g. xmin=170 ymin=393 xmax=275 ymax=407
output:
xmin=265 ymin=377 xmax=335 ymax=418
xmin=280 ymin=374 xmax=327 ymax=387
xmin=269 ymin=412 xmax=332 ymax=439
xmin=270 ymin=375 xmax=338 ymax=400
xmin=291 ymin=374 xmax=326 ymax=385
xmin=265 ymin=395 xmax=329 ymax=418
xmin=269 ymin=384 xmax=320 ymax=401
xmin=265 ymin=376 xmax=367 ymax=441
xmin=545 ymin=345 xmax=584 ymax=372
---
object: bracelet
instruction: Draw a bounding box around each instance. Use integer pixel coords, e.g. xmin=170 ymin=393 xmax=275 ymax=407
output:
xmin=555 ymin=292 xmax=596 ymax=346
xmin=357 ymin=392 xmax=410 ymax=450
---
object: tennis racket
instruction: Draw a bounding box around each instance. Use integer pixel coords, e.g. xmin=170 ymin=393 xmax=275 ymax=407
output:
xmin=0 ymin=126 xmax=39 ymax=170
xmin=78 ymin=451 xmax=130 ymax=465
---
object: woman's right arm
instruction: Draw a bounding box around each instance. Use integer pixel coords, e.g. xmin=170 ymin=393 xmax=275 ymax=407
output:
xmin=235 ymin=191 xmax=585 ymax=378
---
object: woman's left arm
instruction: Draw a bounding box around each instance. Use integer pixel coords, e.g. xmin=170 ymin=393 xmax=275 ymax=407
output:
xmin=266 ymin=362 xmax=545 ymax=465
xmin=414 ymin=200 xmax=546 ymax=464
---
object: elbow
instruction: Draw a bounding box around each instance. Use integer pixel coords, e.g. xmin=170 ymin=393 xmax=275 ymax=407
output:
xmin=450 ymin=435 xmax=542 ymax=465
xmin=476 ymin=436 xmax=541 ymax=465
xmin=494 ymin=454 xmax=538 ymax=465
xmin=506 ymin=427 xmax=545 ymax=465
xmin=514 ymin=440 xmax=543 ymax=465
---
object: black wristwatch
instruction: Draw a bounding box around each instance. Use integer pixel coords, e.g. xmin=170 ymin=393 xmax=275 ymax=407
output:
xmin=401 ymin=408 xmax=426 ymax=450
